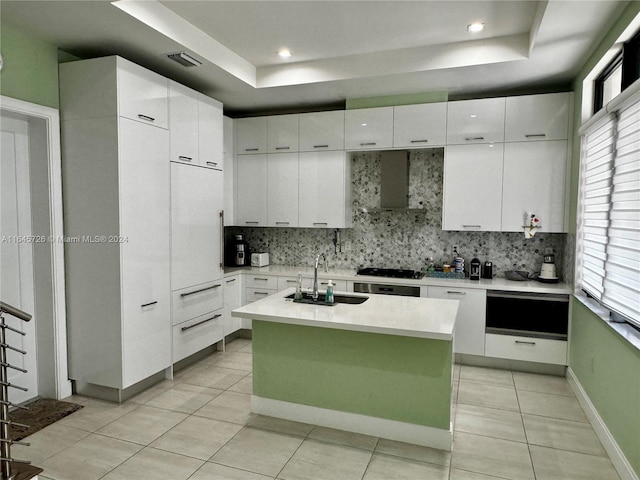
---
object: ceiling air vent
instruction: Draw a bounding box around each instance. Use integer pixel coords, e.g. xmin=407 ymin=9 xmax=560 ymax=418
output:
xmin=167 ymin=52 xmax=202 ymax=67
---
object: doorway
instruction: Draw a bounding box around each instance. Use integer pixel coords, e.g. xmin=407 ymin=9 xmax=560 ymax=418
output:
xmin=0 ymin=96 xmax=71 ymax=401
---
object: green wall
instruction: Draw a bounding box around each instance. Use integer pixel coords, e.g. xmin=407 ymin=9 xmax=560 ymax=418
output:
xmin=0 ymin=22 xmax=60 ymax=108
xmin=568 ymin=4 xmax=640 ymax=476
xmin=252 ymin=320 xmax=452 ymax=429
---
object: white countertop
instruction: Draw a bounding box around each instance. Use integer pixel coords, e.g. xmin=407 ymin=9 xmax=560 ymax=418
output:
xmin=231 ymin=288 xmax=458 ymax=340
xmin=225 ymin=265 xmax=572 ymax=294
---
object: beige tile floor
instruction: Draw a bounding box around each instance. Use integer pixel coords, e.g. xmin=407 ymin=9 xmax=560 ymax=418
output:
xmin=16 ymin=338 xmax=620 ymax=480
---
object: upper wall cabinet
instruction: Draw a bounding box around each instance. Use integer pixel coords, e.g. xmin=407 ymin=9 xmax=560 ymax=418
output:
xmin=345 ymin=107 xmax=394 ymax=150
xmin=393 ymin=103 xmax=447 ymax=148
xmin=299 ymin=111 xmax=345 ymax=151
xmin=504 ymin=92 xmax=571 ymax=142
xmin=169 ymin=81 xmax=223 ymax=169
xmin=60 ymin=56 xmax=168 ymax=129
xmin=446 ymin=98 xmax=506 ymax=145
xmin=237 ymin=117 xmax=268 ymax=154
xmin=267 ymin=114 xmax=299 ymax=153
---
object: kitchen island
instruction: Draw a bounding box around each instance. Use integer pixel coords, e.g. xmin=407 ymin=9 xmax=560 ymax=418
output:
xmin=232 ymin=288 xmax=459 ymax=450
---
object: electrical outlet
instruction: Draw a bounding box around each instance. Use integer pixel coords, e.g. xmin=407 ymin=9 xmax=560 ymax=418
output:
xmin=343 ymin=241 xmax=352 ymax=252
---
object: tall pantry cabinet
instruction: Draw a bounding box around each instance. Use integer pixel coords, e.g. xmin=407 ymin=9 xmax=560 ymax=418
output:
xmin=60 ymin=56 xmax=171 ymax=400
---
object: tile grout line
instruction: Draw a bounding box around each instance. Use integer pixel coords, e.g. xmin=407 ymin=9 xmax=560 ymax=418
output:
xmin=359 ymin=436 xmax=380 ymax=480
xmin=513 ymin=372 xmax=538 ymax=480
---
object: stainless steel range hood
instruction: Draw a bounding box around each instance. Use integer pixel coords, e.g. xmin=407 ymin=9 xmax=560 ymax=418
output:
xmin=362 ymin=150 xmax=425 ymax=212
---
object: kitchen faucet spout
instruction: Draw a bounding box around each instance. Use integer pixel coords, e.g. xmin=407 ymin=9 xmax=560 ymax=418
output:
xmin=313 ymin=253 xmax=328 ymax=301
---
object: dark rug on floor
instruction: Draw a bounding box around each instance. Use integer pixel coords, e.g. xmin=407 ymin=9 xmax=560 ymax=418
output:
xmin=9 ymin=398 xmax=83 ymax=441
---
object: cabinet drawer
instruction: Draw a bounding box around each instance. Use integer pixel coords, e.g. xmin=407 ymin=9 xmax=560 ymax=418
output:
xmin=173 ymin=310 xmax=224 ymax=362
xmin=485 ymin=333 xmax=567 ymax=365
xmin=245 ymin=275 xmax=278 ymax=289
xmin=306 ymin=278 xmax=347 ymax=292
xmin=245 ymin=287 xmax=277 ymax=303
xmin=172 ymin=281 xmax=223 ymax=325
xmin=278 ymin=276 xmax=299 ymax=291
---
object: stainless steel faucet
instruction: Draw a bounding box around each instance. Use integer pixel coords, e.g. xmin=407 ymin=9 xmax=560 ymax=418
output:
xmin=313 ymin=253 xmax=328 ymax=301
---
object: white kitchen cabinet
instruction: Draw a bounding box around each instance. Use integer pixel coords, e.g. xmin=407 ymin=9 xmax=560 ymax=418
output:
xmin=268 ymin=114 xmax=299 ymax=153
xmin=245 ymin=287 xmax=277 ymax=303
xmin=442 ymin=144 xmax=504 ymax=231
xmin=171 ymin=162 xmax=224 ymax=291
xmin=501 ymin=141 xmax=568 ymax=232
xmin=277 ymin=276 xmax=347 ymax=292
xmin=505 ymin=92 xmax=570 ymax=142
xmin=59 ymin=56 xmax=168 ymax=129
xmin=446 ymin=98 xmax=505 ymax=145
xmin=236 ymin=154 xmax=268 ymax=226
xmin=345 ymin=107 xmax=394 ymax=150
xmin=223 ymin=275 xmax=242 ymax=337
xmin=298 ymin=151 xmax=352 ymax=228
xmin=393 ymin=103 xmax=447 ymax=148
xmin=223 ymin=116 xmax=236 ymax=226
xmin=267 ymin=153 xmax=299 ymax=227
xmin=61 ymin=57 xmax=172 ymax=398
xmin=169 ymin=81 xmax=223 ymax=169
xmin=199 ymin=95 xmax=224 ymax=170
xmin=485 ymin=333 xmax=567 ymax=365
xmin=237 ymin=117 xmax=268 ymax=154
xmin=299 ymin=111 xmax=345 ymax=151
xmin=171 ymin=281 xmax=224 ymax=326
xmin=245 ymin=275 xmax=279 ymax=290
xmin=428 ymin=287 xmax=486 ymax=356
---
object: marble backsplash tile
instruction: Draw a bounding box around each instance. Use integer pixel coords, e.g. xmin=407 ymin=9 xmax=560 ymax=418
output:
xmin=230 ymin=149 xmax=572 ymax=281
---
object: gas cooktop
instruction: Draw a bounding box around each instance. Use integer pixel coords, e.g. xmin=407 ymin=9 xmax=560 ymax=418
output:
xmin=356 ymin=268 xmax=424 ymax=279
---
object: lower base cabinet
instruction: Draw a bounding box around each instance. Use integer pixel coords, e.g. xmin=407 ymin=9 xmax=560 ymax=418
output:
xmin=428 ymin=286 xmax=486 ymax=356
xmin=485 ymin=333 xmax=567 ymax=365
xmin=223 ymin=275 xmax=242 ymax=336
xmin=173 ymin=310 xmax=224 ymax=362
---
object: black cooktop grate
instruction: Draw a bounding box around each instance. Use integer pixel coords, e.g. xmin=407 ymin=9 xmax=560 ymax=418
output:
xmin=356 ymin=268 xmax=424 ymax=279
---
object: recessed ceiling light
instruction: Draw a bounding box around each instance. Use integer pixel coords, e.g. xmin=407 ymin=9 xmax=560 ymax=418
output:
xmin=361 ymin=123 xmax=368 ymax=127
xmin=467 ymin=23 xmax=484 ymax=33
xmin=469 ymin=114 xmax=478 ymax=118
xmin=278 ymin=49 xmax=293 ymax=58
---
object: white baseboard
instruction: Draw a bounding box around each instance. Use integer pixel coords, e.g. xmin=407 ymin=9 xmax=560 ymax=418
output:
xmin=567 ymin=367 xmax=639 ymax=480
xmin=252 ymin=396 xmax=453 ymax=451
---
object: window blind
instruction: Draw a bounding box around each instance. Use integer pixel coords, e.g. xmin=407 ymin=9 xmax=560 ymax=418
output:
xmin=578 ymin=83 xmax=640 ymax=328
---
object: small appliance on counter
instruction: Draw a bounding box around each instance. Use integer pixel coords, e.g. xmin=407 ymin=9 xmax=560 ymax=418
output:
xmin=538 ymin=250 xmax=559 ymax=283
xmin=226 ymin=234 xmax=251 ymax=267
xmin=482 ymin=261 xmax=493 ymax=279
xmin=251 ymin=252 xmax=270 ymax=267
xmin=469 ymin=258 xmax=481 ymax=280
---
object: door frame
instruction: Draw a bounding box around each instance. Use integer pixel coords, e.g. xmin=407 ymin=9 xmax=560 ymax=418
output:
xmin=1 ymin=95 xmax=72 ymax=399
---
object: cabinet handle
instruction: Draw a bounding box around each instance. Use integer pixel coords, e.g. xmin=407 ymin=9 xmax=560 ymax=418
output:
xmin=360 ymin=142 xmax=376 ymax=146
xmin=207 ymin=161 xmax=218 ymax=167
xmin=447 ymin=291 xmax=466 ymax=295
xmin=254 ymin=291 xmax=269 ymax=295
xmin=181 ymin=314 xmax=221 ymax=332
xmin=515 ymin=340 xmax=536 ymax=345
xmin=462 ymin=225 xmax=482 ymax=228
xmin=226 ymin=278 xmax=237 ymax=283
xmin=141 ymin=301 xmax=158 ymax=308
xmin=245 ymin=221 xmax=259 ymax=225
xmin=180 ymin=284 xmax=221 ymax=297
xmin=245 ymin=148 xmax=260 ymax=152
xmin=275 ymin=147 xmax=291 ymax=150
xmin=410 ymin=139 xmax=429 ymax=143
xmin=275 ymin=222 xmax=290 ymax=225
xmin=178 ymin=156 xmax=193 ymax=162
xmin=253 ymin=277 xmax=269 ymax=281
xmin=313 ymin=222 xmax=328 ymax=226
xmin=464 ymin=136 xmax=484 ymax=141
xmin=525 ymin=134 xmax=546 ymax=138
xmin=219 ymin=210 xmax=224 ymax=269
xmin=137 ymin=114 xmax=155 ymax=122
xmin=313 ymin=145 xmax=329 ymax=148
xmin=285 ymin=279 xmax=297 ymax=283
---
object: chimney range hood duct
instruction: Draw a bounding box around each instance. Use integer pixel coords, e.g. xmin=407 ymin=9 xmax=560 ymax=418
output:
xmin=362 ymin=150 xmax=424 ymax=213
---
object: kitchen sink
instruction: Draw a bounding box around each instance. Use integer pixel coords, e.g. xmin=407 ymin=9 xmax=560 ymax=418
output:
xmin=285 ymin=292 xmax=368 ymax=305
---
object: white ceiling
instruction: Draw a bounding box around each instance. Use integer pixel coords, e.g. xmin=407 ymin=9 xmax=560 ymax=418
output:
xmin=0 ymin=0 xmax=630 ymax=115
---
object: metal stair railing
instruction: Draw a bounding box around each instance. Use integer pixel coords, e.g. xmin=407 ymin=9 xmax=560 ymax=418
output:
xmin=0 ymin=301 xmax=41 ymax=480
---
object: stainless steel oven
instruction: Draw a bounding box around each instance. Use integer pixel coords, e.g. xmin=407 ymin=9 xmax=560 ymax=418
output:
xmin=485 ymin=291 xmax=569 ymax=340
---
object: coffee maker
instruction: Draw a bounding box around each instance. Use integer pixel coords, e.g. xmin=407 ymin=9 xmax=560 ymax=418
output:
xmin=227 ymin=234 xmax=251 ymax=267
